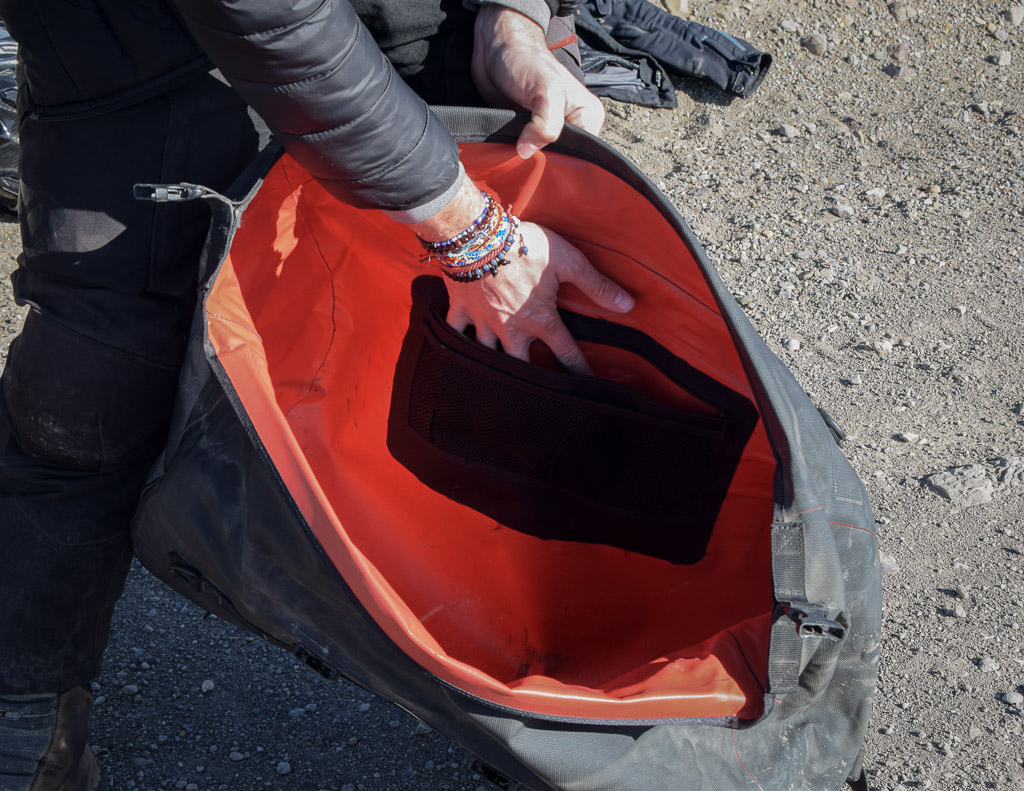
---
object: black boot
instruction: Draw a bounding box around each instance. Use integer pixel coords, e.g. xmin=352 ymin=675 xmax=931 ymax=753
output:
xmin=0 ymin=686 xmax=105 ymax=791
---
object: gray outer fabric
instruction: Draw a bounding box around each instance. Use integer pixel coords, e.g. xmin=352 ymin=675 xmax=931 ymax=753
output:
xmin=130 ymin=108 xmax=881 ymax=791
xmin=466 ymin=0 xmax=583 ymax=29
xmin=0 ymin=692 xmax=57 ymax=790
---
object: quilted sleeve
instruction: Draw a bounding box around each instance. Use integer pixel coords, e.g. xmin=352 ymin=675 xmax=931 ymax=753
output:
xmin=169 ymin=0 xmax=462 ymax=212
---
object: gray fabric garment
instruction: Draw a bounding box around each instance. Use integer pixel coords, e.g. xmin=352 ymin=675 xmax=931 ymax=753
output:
xmin=0 ymin=693 xmax=57 ymax=791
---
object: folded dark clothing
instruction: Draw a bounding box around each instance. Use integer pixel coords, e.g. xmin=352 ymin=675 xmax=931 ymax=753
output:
xmin=579 ymin=39 xmax=677 ymax=107
xmin=577 ymin=0 xmax=772 ymax=106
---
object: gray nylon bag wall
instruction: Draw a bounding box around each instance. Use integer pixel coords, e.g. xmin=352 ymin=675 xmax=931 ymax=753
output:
xmin=131 ymin=108 xmax=881 ymax=791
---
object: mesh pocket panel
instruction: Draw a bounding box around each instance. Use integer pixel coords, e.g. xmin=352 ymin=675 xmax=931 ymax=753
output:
xmin=409 ymin=338 xmax=720 ymax=517
xmin=388 ymin=277 xmax=757 ymax=564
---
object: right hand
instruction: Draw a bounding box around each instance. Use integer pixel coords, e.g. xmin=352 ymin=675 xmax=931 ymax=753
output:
xmin=471 ymin=6 xmax=605 ymax=159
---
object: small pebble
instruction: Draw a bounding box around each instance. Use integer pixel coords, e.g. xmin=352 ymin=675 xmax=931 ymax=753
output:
xmin=777 ymin=123 xmax=800 ymax=138
xmin=122 ymin=684 xmax=140 ymax=695
xmin=1002 ymin=691 xmax=1024 ymax=705
xmin=288 ymin=707 xmax=305 ymax=718
xmin=414 ymin=722 xmax=433 ymax=735
xmin=229 ymin=751 xmax=244 ymax=761
xmin=885 ymin=64 xmax=916 ymax=81
xmin=358 ymin=702 xmax=371 ymax=712
xmin=276 ymin=761 xmax=292 ymax=775
xmin=887 ymin=41 xmax=911 ymax=61
xmin=1006 ymin=6 xmax=1024 ymax=26
xmin=801 ymin=34 xmax=827 ymax=56
xmin=979 ymin=657 xmax=1000 ymax=673
xmin=997 ymin=50 xmax=1012 ymax=66
xmin=785 ymin=337 xmax=801 ymax=352
xmin=200 ymin=679 xmax=214 ymax=693
xmin=954 ymin=603 xmax=967 ymax=618
xmin=888 ymin=0 xmax=917 ymax=22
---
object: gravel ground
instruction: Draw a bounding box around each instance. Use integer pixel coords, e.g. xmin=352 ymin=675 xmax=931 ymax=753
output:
xmin=3 ymin=0 xmax=1024 ymax=789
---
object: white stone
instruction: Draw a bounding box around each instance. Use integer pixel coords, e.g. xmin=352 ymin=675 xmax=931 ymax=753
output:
xmin=663 ymin=0 xmax=690 ymax=16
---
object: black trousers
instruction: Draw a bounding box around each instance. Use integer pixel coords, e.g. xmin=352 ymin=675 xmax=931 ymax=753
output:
xmin=0 ymin=71 xmax=261 ymax=694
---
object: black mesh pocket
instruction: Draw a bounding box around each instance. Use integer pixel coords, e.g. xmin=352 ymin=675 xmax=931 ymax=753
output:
xmin=387 ymin=277 xmax=757 ymax=564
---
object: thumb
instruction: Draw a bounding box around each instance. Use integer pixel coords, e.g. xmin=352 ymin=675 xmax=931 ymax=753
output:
xmin=517 ymin=91 xmax=564 ymax=158
xmin=553 ymin=237 xmax=634 ymax=313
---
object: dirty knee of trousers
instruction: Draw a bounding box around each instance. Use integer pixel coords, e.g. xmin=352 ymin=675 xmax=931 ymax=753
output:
xmin=0 ymin=686 xmax=104 ymax=791
xmin=1 ymin=309 xmax=180 ymax=472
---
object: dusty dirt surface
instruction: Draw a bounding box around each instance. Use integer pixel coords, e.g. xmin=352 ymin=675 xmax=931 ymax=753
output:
xmin=2 ymin=0 xmax=1024 ymax=789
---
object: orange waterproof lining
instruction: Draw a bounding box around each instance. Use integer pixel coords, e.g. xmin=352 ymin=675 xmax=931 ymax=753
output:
xmin=207 ymin=144 xmax=778 ymax=721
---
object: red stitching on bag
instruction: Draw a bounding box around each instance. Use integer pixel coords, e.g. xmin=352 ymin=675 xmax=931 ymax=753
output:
xmin=829 ymin=521 xmax=876 ymax=535
xmin=731 ymin=730 xmax=764 ymax=790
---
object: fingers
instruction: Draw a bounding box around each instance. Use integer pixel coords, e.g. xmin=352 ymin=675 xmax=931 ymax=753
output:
xmin=564 ymin=88 xmax=606 ymax=136
xmin=474 ymin=323 xmax=501 ymax=350
xmin=517 ymin=91 xmax=561 ymax=159
xmin=549 ymin=234 xmax=635 ymax=314
xmin=542 ymin=322 xmax=592 ymax=376
xmin=445 ymin=303 xmax=471 ymax=334
xmin=518 ymin=64 xmax=605 ymax=157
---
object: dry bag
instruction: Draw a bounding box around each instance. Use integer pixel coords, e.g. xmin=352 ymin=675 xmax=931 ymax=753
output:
xmin=132 ymin=108 xmax=881 ymax=791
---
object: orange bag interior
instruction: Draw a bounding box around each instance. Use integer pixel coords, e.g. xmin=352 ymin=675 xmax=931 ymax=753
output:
xmin=206 ymin=144 xmax=778 ymax=721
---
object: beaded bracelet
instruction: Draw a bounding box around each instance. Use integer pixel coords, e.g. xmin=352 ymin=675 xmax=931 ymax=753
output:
xmin=419 ymin=191 xmax=498 ymax=256
xmin=418 ymin=191 xmax=528 ymax=283
xmin=439 ymin=217 xmax=525 ymax=283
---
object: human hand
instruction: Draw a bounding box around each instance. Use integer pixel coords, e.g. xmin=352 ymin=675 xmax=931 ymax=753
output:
xmin=472 ymin=6 xmax=605 ymax=159
xmin=443 ymin=221 xmax=633 ymax=375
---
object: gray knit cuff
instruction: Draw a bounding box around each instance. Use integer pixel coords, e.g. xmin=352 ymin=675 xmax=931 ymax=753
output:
xmin=463 ymin=0 xmax=552 ymax=31
xmin=382 ymin=163 xmax=467 ymax=224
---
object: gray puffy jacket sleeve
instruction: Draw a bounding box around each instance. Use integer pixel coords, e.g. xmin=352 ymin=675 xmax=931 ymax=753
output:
xmin=169 ymin=0 xmax=461 ymax=213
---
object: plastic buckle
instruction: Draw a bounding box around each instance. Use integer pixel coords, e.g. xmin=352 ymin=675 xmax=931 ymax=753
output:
xmin=293 ymin=645 xmax=342 ymax=681
xmin=782 ymin=604 xmax=846 ymax=641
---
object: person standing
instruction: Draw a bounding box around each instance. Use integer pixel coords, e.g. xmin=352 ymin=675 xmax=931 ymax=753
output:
xmin=0 ymin=1 xmax=632 ymax=789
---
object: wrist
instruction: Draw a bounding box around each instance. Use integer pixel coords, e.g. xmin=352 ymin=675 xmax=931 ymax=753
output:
xmin=472 ymin=0 xmax=551 ymax=32
xmin=407 ymin=175 xmax=489 ymax=243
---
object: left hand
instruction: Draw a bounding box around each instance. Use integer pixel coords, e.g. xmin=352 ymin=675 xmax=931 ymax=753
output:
xmin=472 ymin=6 xmax=605 ymax=159
xmin=443 ymin=221 xmax=634 ymax=375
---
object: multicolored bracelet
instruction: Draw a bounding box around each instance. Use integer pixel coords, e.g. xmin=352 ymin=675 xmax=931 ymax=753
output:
xmin=418 ymin=191 xmax=528 ymax=283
